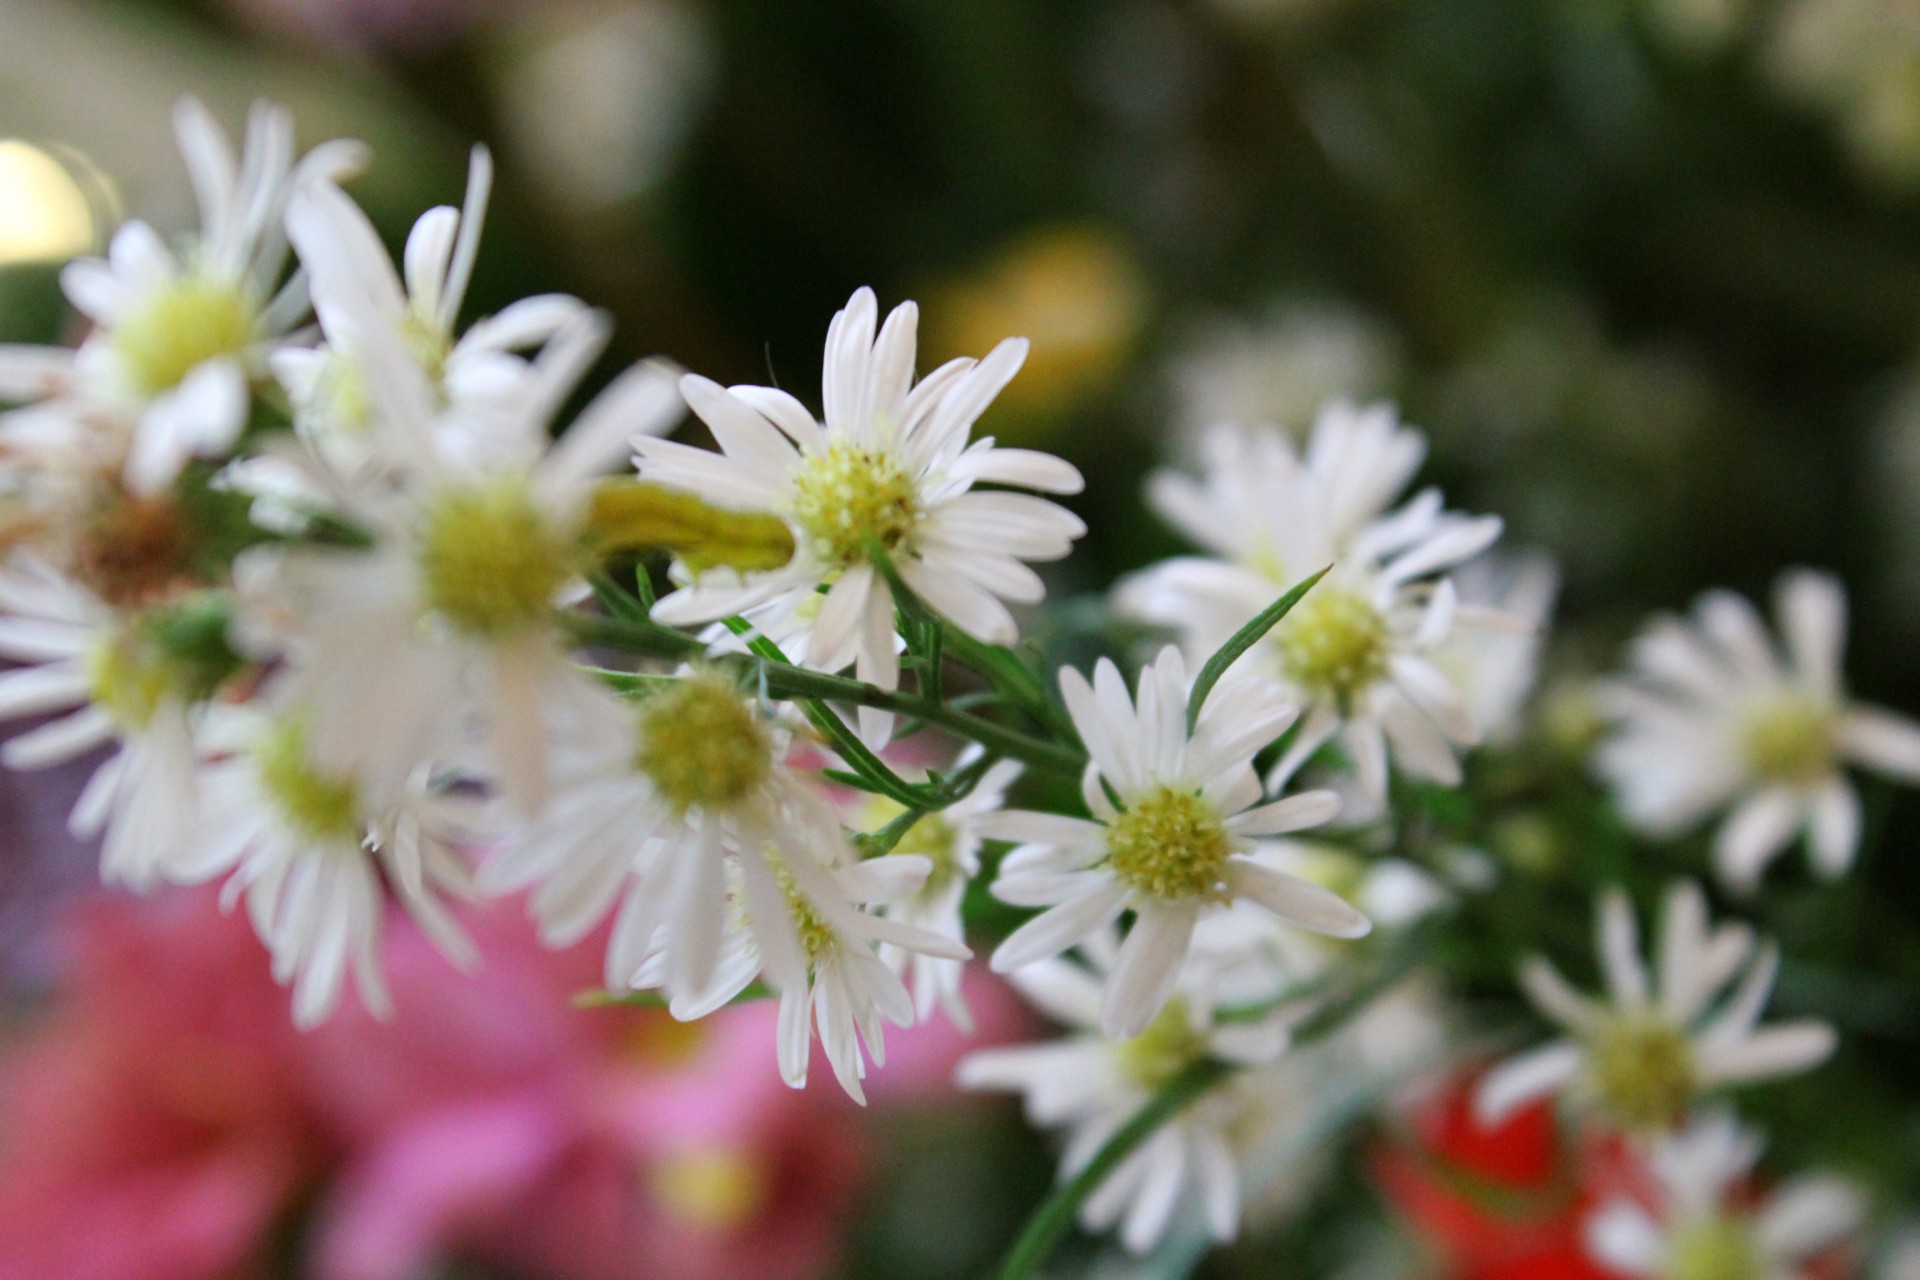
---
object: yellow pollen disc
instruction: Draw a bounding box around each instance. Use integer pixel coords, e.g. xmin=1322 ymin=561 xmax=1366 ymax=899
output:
xmin=769 ymin=854 xmax=836 ymax=965
xmin=85 ymin=634 xmax=173 ymax=731
xmin=1273 ymin=587 xmax=1390 ymax=702
xmin=253 ymin=716 xmax=363 ymax=843
xmin=862 ymin=795 xmax=962 ymax=894
xmin=1105 ymin=786 xmax=1233 ymax=902
xmin=1662 ymin=1217 xmax=1761 ymax=1280
xmin=1586 ymin=1009 xmax=1698 ymax=1134
xmin=418 ymin=479 xmax=574 ymax=637
xmin=1740 ymin=696 xmax=1836 ymax=785
xmin=633 ymin=675 xmax=774 ymax=815
xmin=1116 ymin=997 xmax=1206 ymax=1090
xmin=401 ymin=311 xmax=453 ymax=386
xmin=111 ymin=276 xmax=257 ymax=397
xmin=787 ymin=441 xmax=920 ymax=569
xmin=651 ymin=1149 xmax=769 ymax=1232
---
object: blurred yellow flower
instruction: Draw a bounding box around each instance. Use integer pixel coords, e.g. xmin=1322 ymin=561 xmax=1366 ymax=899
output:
xmin=924 ymin=225 xmax=1148 ymax=441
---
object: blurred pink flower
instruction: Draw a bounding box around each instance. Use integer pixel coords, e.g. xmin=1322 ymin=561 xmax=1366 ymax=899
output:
xmin=0 ymin=889 xmax=321 ymax=1280
xmin=302 ymin=900 xmax=868 ymax=1280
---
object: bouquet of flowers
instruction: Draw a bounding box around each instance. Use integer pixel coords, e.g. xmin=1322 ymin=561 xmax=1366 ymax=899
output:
xmin=3 ymin=96 xmax=1918 ymax=1280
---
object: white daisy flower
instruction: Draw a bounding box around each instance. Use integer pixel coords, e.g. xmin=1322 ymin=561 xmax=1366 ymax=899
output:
xmin=1432 ymin=551 xmax=1558 ymax=746
xmin=957 ymin=932 xmax=1305 ymax=1254
xmin=636 ymin=286 xmax=1085 ymax=745
xmin=1117 ymin=406 xmax=1507 ymax=800
xmin=196 ymin=705 xmax=479 ymax=1028
xmin=844 ymin=750 xmax=1024 ymax=1028
xmin=251 ymin=193 xmax=685 ymax=811
xmin=483 ymin=670 xmax=837 ymax=1005
xmin=981 ymin=645 xmax=1368 ymax=1040
xmin=0 ymin=557 xmax=203 ymax=888
xmin=1586 ymin=1111 xmax=1865 ymax=1280
xmin=271 ymin=148 xmax=589 ymax=471
xmin=635 ymin=780 xmax=972 ymax=1105
xmin=0 ymin=98 xmax=365 ymax=496
xmin=1476 ymin=881 xmax=1836 ymax=1134
xmin=1596 ymin=569 xmax=1920 ymax=892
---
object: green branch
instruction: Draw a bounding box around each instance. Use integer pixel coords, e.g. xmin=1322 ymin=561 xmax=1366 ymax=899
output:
xmin=564 ymin=613 xmax=1086 ymax=775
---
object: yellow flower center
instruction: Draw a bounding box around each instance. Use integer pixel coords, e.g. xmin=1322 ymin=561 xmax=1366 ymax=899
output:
xmin=111 ymin=276 xmax=257 ymax=397
xmin=253 ymin=716 xmax=363 ymax=844
xmin=1116 ymin=998 xmax=1206 ymax=1090
xmin=418 ymin=478 xmax=575 ymax=637
xmin=787 ymin=441 xmax=920 ymax=569
xmin=1106 ymin=786 xmax=1233 ymax=901
xmin=862 ymin=795 xmax=963 ymax=895
xmin=85 ymin=634 xmax=173 ymax=731
xmin=650 ymin=1149 xmax=769 ymax=1232
xmin=633 ymin=675 xmax=774 ymax=815
xmin=1741 ymin=696 xmax=1836 ymax=785
xmin=1273 ymin=588 xmax=1390 ymax=702
xmin=1586 ymin=1009 xmax=1698 ymax=1134
xmin=769 ymin=853 xmax=836 ymax=965
xmin=1663 ymin=1217 xmax=1761 ymax=1280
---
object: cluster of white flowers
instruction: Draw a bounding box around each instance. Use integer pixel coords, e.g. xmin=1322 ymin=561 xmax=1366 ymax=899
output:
xmin=0 ymin=95 xmax=1907 ymax=1271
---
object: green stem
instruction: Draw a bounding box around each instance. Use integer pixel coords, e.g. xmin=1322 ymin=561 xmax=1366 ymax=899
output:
xmin=565 ymin=614 xmax=1085 ymax=775
xmin=992 ymin=1058 xmax=1233 ymax=1280
xmin=989 ymin=924 xmax=1437 ymax=1280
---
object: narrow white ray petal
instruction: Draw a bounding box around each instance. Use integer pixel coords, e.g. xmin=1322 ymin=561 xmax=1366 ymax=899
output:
xmin=1100 ymin=901 xmax=1200 ymax=1039
xmin=1227 ymin=859 xmax=1370 ymax=937
xmin=1474 ymin=1040 xmax=1582 ymax=1125
xmin=990 ymin=878 xmax=1129 ymax=972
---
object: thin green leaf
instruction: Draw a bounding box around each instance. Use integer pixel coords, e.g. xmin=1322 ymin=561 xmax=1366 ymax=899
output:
xmin=1185 ymin=566 xmax=1330 ymax=732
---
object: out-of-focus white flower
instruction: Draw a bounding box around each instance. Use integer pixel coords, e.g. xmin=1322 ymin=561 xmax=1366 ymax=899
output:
xmin=1768 ymin=0 xmax=1920 ymax=186
xmin=0 ymin=97 xmax=364 ymax=495
xmin=845 ymin=751 xmax=1024 ymax=1029
xmin=0 ymin=557 xmax=201 ymax=888
xmin=1478 ymin=881 xmax=1835 ymax=1134
xmin=637 ymin=286 xmax=1085 ymax=746
xmin=959 ymin=931 xmax=1307 ymax=1254
xmin=250 ymin=185 xmax=685 ymax=812
xmin=1165 ymin=302 xmax=1398 ymax=447
xmin=271 ymin=147 xmax=589 ymax=471
xmin=1595 ymin=570 xmax=1920 ymax=893
xmin=1118 ymin=405 xmax=1507 ymax=800
xmin=196 ymin=704 xmax=478 ymax=1028
xmin=982 ymin=646 xmax=1365 ymax=1040
xmin=1431 ymin=553 xmax=1556 ymax=746
xmin=1586 ymin=1111 xmax=1865 ymax=1280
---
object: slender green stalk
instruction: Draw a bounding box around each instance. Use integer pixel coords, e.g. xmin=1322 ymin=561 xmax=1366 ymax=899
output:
xmin=565 ymin=613 xmax=1086 ymax=775
xmin=990 ymin=924 xmax=1437 ymax=1280
xmin=992 ymin=1058 xmax=1233 ymax=1280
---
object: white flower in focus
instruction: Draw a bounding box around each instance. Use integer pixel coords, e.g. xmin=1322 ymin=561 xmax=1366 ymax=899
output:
xmin=1586 ymin=1111 xmax=1865 ymax=1280
xmin=958 ymin=935 xmax=1305 ymax=1254
xmin=636 ymin=286 xmax=1085 ymax=745
xmin=1477 ymin=881 xmax=1835 ymax=1135
xmin=196 ymin=706 xmax=479 ymax=1028
xmin=271 ymin=148 xmax=589 ymax=470
xmin=637 ymin=783 xmax=972 ymax=1104
xmin=982 ymin=646 xmax=1367 ymax=1040
xmin=0 ymin=558 xmax=201 ymax=888
xmin=0 ymin=98 xmax=365 ymax=495
xmin=483 ymin=671 xmax=815 ymax=1000
xmin=845 ymin=750 xmax=1023 ymax=1028
xmin=1117 ymin=406 xmax=1507 ymax=799
xmin=1595 ymin=570 xmax=1920 ymax=892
